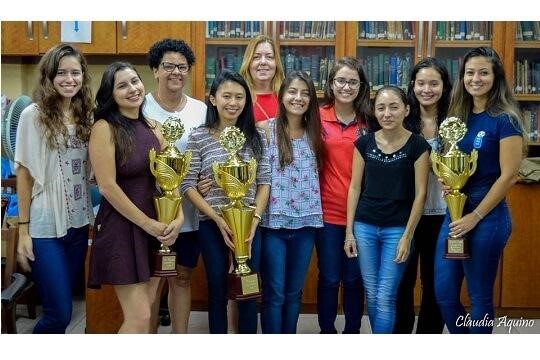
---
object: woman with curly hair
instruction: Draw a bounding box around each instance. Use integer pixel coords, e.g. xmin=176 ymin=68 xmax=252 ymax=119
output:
xmin=15 ymin=43 xmax=94 ymax=333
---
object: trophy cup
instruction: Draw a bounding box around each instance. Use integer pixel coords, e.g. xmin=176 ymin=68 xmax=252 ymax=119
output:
xmin=431 ymin=117 xmax=478 ymax=259
xmin=149 ymin=116 xmax=191 ymax=276
xmin=212 ymin=126 xmax=261 ymax=300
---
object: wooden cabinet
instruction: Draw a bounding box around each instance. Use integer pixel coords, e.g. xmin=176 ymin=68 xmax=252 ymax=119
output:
xmin=38 ymin=21 xmax=117 ymax=54
xmin=116 ymin=21 xmax=191 ymax=54
xmin=1 ymin=21 xmax=116 ymax=55
xmin=1 ymin=21 xmax=39 ymax=55
xmin=501 ymin=183 xmax=540 ymax=308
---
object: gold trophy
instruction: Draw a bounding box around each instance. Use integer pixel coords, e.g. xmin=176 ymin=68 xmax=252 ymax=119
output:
xmin=212 ymin=126 xmax=261 ymax=300
xmin=431 ymin=117 xmax=478 ymax=259
xmin=149 ymin=116 xmax=191 ymax=277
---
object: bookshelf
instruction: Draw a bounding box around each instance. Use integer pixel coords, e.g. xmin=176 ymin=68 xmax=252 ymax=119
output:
xmin=504 ymin=21 xmax=540 ymax=156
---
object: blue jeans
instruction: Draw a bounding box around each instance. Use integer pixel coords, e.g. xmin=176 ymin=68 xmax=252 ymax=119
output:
xmin=354 ymin=221 xmax=407 ymax=334
xmin=434 ymin=188 xmax=511 ymax=334
xmin=198 ymin=220 xmax=261 ymax=334
xmin=260 ymin=227 xmax=315 ymax=334
xmin=315 ymin=223 xmax=364 ymax=334
xmin=31 ymin=225 xmax=88 ymax=334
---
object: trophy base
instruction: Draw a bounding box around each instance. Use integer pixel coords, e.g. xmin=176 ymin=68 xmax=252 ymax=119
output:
xmin=152 ymin=250 xmax=179 ymax=277
xmin=227 ymin=272 xmax=261 ymax=301
xmin=444 ymin=236 xmax=470 ymax=259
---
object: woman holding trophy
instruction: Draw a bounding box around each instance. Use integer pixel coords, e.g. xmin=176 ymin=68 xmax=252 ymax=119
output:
xmin=88 ymin=62 xmax=184 ymax=333
xmin=181 ymin=70 xmax=270 ymax=334
xmin=434 ymin=47 xmax=525 ymax=333
xmin=257 ymin=71 xmax=324 ymax=334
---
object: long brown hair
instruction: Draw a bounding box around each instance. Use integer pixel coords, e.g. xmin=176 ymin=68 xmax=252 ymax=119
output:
xmin=448 ymin=47 xmax=525 ymax=135
xmin=275 ymin=71 xmax=323 ymax=170
xmin=33 ymin=43 xmax=93 ymax=149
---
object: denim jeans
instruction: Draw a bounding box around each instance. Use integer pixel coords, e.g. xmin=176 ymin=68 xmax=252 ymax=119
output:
xmin=260 ymin=227 xmax=315 ymax=333
xmin=198 ymin=220 xmax=261 ymax=334
xmin=434 ymin=188 xmax=511 ymax=334
xmin=354 ymin=221 xmax=407 ymax=334
xmin=394 ymin=214 xmax=445 ymax=334
xmin=31 ymin=225 xmax=88 ymax=334
xmin=315 ymin=222 xmax=364 ymax=334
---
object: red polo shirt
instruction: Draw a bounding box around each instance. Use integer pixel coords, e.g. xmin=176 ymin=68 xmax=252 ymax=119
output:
xmin=254 ymin=93 xmax=278 ymax=122
xmin=319 ymin=105 xmax=368 ymax=225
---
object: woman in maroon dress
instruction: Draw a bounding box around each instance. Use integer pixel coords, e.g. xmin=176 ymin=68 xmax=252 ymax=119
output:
xmin=88 ymin=62 xmax=184 ymax=333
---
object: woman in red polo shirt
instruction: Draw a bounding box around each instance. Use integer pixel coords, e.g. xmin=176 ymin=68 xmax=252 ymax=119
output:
xmin=316 ymin=57 xmax=373 ymax=334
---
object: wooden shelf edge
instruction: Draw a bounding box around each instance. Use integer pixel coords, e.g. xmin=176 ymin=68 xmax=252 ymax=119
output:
xmin=205 ymin=38 xmax=254 ymax=46
xmin=433 ymin=40 xmax=492 ymax=48
xmin=356 ymin=39 xmax=415 ymax=48
xmin=278 ymin=39 xmax=335 ymax=46
xmin=516 ymin=94 xmax=540 ymax=102
xmin=514 ymin=41 xmax=540 ymax=49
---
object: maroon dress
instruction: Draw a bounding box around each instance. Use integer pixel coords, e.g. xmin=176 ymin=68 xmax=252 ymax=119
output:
xmin=88 ymin=117 xmax=161 ymax=288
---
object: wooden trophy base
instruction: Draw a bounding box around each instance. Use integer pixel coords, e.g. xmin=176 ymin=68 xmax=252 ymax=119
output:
xmin=152 ymin=251 xmax=178 ymax=277
xmin=227 ymin=272 xmax=261 ymax=301
xmin=445 ymin=236 xmax=470 ymax=259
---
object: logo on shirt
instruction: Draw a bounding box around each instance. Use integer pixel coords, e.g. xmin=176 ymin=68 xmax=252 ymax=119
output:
xmin=473 ymin=131 xmax=486 ymax=149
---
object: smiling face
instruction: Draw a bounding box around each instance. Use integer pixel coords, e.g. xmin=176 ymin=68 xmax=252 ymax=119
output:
xmin=282 ymin=78 xmax=310 ymax=120
xmin=249 ymin=42 xmax=276 ymax=89
xmin=463 ymin=56 xmax=494 ymax=101
xmin=53 ymin=56 xmax=83 ymax=99
xmin=374 ymin=89 xmax=409 ymax=131
xmin=330 ymin=65 xmax=360 ymax=105
xmin=209 ymin=80 xmax=246 ymax=125
xmin=153 ymin=51 xmax=189 ymax=94
xmin=413 ymin=67 xmax=443 ymax=109
xmin=113 ymin=68 xmax=145 ymax=115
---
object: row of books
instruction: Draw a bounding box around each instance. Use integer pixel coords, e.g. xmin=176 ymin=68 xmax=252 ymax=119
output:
xmin=515 ymin=21 xmax=540 ymax=41
xmin=281 ymin=52 xmax=335 ymax=90
xmin=206 ymin=21 xmax=264 ymax=38
xmin=204 ymin=54 xmax=243 ymax=89
xmin=434 ymin=21 xmax=492 ymax=41
xmin=358 ymin=21 xmax=416 ymax=40
xmin=514 ymin=59 xmax=540 ymax=95
xmin=278 ymin=21 xmax=336 ymax=40
xmin=358 ymin=53 xmax=413 ymax=90
xmin=523 ymin=107 xmax=540 ymax=142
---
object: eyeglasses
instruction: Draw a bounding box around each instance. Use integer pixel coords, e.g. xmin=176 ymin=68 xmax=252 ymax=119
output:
xmin=161 ymin=62 xmax=190 ymax=74
xmin=333 ymin=77 xmax=361 ymax=89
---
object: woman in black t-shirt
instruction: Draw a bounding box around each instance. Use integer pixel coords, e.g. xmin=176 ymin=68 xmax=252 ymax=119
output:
xmin=344 ymin=86 xmax=430 ymax=333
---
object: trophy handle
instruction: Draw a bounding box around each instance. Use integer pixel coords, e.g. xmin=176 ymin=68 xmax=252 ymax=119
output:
xmin=247 ymin=157 xmax=257 ymax=186
xmin=149 ymin=148 xmax=158 ymax=177
xmin=213 ymin=162 xmax=223 ymax=188
xmin=468 ymin=149 xmax=478 ymax=176
xmin=431 ymin=151 xmax=442 ymax=178
xmin=180 ymin=150 xmax=192 ymax=180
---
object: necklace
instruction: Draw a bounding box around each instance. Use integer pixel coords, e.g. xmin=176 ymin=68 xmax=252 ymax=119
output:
xmin=156 ymin=92 xmax=186 ymax=113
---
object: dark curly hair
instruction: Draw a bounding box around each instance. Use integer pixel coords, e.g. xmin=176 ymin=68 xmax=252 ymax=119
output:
xmin=147 ymin=38 xmax=196 ymax=70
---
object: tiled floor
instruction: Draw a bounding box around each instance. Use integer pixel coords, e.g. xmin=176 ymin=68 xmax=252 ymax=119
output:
xmin=13 ymin=296 xmax=540 ymax=334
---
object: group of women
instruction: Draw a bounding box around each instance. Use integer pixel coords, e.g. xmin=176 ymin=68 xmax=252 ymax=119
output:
xmin=14 ymin=33 xmax=524 ymax=334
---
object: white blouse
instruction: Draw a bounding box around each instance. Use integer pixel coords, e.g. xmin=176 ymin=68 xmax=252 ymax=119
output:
xmin=14 ymin=104 xmax=94 ymax=238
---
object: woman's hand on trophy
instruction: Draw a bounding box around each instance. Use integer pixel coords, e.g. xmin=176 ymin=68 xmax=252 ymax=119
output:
xmin=449 ymin=213 xmax=480 ymax=238
xmin=215 ymin=216 xmax=234 ymax=250
xmin=197 ymin=175 xmax=213 ymax=197
xmin=142 ymin=218 xmax=168 ymax=238
xmin=438 ymin=178 xmax=452 ymax=197
xmin=157 ymin=216 xmax=183 ymax=246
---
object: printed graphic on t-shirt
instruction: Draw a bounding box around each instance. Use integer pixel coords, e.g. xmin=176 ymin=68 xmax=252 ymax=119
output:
xmin=473 ymin=130 xmax=486 ymax=149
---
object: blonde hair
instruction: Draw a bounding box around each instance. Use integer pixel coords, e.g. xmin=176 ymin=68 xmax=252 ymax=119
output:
xmin=239 ymin=35 xmax=285 ymax=99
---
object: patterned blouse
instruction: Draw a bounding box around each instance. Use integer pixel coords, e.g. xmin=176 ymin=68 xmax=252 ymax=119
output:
xmin=261 ymin=119 xmax=323 ymax=229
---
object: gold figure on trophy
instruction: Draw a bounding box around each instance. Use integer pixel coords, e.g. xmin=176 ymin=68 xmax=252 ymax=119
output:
xmin=431 ymin=117 xmax=478 ymax=259
xmin=212 ymin=126 xmax=261 ymax=300
xmin=149 ymin=116 xmax=191 ymax=276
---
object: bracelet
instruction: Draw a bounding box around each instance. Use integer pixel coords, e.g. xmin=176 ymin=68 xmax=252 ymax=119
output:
xmin=472 ymin=209 xmax=484 ymax=220
xmin=18 ymin=221 xmax=30 ymax=225
xmin=344 ymin=238 xmax=355 ymax=243
xmin=253 ymin=213 xmax=262 ymax=221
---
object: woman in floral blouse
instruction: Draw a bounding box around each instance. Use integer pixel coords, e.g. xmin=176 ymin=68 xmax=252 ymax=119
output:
xmin=257 ymin=71 xmax=324 ymax=333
